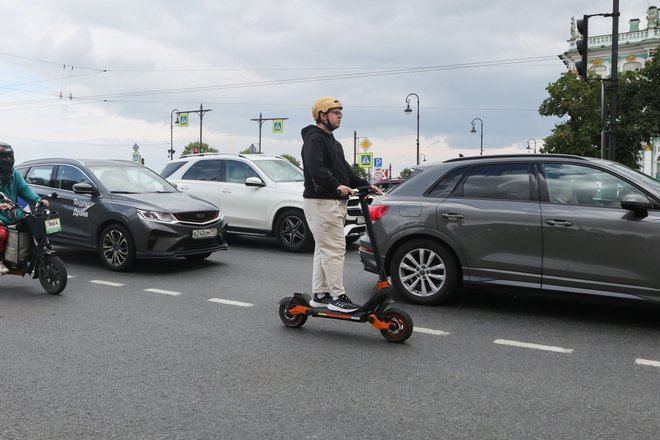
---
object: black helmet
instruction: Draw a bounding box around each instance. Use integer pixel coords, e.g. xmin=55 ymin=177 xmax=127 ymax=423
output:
xmin=0 ymin=141 xmax=15 ymax=173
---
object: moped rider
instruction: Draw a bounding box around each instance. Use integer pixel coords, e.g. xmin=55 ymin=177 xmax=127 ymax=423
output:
xmin=0 ymin=142 xmax=49 ymax=274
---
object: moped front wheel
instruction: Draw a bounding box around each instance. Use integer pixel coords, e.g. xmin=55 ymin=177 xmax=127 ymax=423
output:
xmin=38 ymin=255 xmax=68 ymax=294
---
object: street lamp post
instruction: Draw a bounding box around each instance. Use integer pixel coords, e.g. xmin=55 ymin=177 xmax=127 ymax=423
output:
xmin=169 ymin=108 xmax=179 ymax=160
xmin=470 ymin=118 xmax=484 ymax=156
xmin=404 ymin=93 xmax=420 ymax=165
xmin=527 ymin=138 xmax=537 ymax=154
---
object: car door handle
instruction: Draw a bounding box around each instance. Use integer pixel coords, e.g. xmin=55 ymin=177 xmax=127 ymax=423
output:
xmin=221 ymin=188 xmax=232 ymax=194
xmin=441 ymin=212 xmax=464 ymax=220
xmin=546 ymin=219 xmax=573 ymax=227
xmin=178 ymin=184 xmax=190 ymax=190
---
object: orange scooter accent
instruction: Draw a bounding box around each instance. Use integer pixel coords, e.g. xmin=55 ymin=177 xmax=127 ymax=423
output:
xmin=287 ymin=305 xmax=310 ymax=316
xmin=368 ymin=314 xmax=392 ymax=331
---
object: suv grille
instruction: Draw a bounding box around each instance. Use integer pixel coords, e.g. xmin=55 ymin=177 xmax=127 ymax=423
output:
xmin=174 ymin=210 xmax=219 ymax=223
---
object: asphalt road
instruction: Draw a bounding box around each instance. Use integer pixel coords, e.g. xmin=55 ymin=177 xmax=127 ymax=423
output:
xmin=1 ymin=236 xmax=660 ymax=439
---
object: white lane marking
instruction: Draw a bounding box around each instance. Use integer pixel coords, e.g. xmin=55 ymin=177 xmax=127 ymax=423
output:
xmin=208 ymin=298 xmax=254 ymax=308
xmin=635 ymin=358 xmax=660 ymax=368
xmin=415 ymin=327 xmax=450 ymax=336
xmin=494 ymin=339 xmax=574 ymax=354
xmin=144 ymin=288 xmax=182 ymax=297
xmin=67 ymin=275 xmax=75 ymax=279
xmin=89 ymin=280 xmax=125 ymax=287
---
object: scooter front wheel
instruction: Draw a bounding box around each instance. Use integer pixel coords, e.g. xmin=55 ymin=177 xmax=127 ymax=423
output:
xmin=379 ymin=308 xmax=413 ymax=343
xmin=279 ymin=303 xmax=307 ymax=328
xmin=38 ymin=255 xmax=67 ymax=295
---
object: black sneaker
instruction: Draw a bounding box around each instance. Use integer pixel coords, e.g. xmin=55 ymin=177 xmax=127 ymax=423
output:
xmin=309 ymin=293 xmax=331 ymax=308
xmin=328 ymin=295 xmax=361 ymax=313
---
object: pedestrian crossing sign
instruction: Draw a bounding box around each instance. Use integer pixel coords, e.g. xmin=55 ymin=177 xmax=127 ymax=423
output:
xmin=178 ymin=113 xmax=189 ymax=127
xmin=272 ymin=119 xmax=284 ymax=133
xmin=358 ymin=152 xmax=373 ymax=169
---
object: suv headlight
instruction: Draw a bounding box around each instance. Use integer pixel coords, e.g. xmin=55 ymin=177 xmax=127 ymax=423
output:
xmin=137 ymin=209 xmax=176 ymax=224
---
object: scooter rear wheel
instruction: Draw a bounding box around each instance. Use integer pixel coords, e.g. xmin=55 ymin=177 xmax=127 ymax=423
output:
xmin=279 ymin=303 xmax=307 ymax=328
xmin=379 ymin=308 xmax=413 ymax=343
xmin=38 ymin=255 xmax=67 ymax=295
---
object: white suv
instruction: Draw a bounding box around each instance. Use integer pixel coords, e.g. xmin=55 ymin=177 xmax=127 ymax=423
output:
xmin=161 ymin=153 xmax=366 ymax=252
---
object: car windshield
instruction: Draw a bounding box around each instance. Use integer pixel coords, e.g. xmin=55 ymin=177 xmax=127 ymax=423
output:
xmin=253 ymin=159 xmax=304 ymax=182
xmin=89 ymin=165 xmax=178 ymax=194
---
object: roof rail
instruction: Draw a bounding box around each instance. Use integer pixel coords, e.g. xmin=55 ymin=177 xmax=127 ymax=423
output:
xmin=444 ymin=153 xmax=585 ymax=163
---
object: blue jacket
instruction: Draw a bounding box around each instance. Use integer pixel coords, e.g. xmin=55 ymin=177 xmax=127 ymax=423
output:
xmin=0 ymin=170 xmax=42 ymax=225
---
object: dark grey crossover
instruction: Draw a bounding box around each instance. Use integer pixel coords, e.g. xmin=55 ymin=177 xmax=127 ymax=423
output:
xmin=16 ymin=158 xmax=228 ymax=271
xmin=359 ymin=154 xmax=660 ymax=305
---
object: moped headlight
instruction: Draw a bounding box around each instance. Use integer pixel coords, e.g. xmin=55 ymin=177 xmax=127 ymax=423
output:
xmin=136 ymin=209 xmax=176 ymax=224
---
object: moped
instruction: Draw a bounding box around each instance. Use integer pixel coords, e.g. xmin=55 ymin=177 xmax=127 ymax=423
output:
xmin=0 ymin=191 xmax=67 ymax=294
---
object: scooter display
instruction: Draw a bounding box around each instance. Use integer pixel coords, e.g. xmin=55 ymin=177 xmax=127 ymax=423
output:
xmin=278 ymin=186 xmax=413 ymax=343
xmin=0 ymin=191 xmax=67 ymax=294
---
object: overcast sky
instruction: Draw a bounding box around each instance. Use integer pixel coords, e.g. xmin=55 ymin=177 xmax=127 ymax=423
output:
xmin=0 ymin=0 xmax=654 ymax=176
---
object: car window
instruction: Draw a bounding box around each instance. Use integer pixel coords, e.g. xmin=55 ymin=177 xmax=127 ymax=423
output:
xmin=426 ymin=168 xmax=465 ymax=198
xmin=224 ymin=160 xmax=258 ymax=183
xmin=253 ymin=159 xmax=303 ymax=182
xmin=181 ymin=160 xmax=221 ymax=181
xmin=89 ymin=165 xmax=177 ymax=193
xmin=454 ymin=163 xmax=531 ymax=201
xmin=161 ymin=161 xmax=188 ymax=178
xmin=25 ymin=165 xmax=55 ymax=187
xmin=544 ymin=163 xmax=645 ymax=208
xmin=55 ymin=165 xmax=91 ymax=191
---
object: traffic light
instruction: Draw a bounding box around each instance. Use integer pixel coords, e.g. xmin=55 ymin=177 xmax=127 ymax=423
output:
xmin=193 ymin=147 xmax=199 ymax=154
xmin=575 ymin=15 xmax=589 ymax=81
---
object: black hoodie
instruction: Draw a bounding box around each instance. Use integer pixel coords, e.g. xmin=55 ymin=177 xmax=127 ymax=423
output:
xmin=300 ymin=125 xmax=368 ymax=199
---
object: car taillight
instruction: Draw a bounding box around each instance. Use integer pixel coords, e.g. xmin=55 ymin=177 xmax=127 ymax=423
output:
xmin=369 ymin=205 xmax=390 ymax=222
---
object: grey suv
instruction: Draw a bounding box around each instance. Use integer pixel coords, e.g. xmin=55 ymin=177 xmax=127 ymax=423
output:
xmin=359 ymin=154 xmax=660 ymax=305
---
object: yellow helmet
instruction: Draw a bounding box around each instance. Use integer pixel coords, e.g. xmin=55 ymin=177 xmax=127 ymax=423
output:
xmin=312 ymin=96 xmax=342 ymax=121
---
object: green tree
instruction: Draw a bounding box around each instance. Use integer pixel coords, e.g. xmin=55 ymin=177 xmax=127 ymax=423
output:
xmin=181 ymin=141 xmax=217 ymax=157
xmin=539 ymin=51 xmax=660 ymax=170
xmin=538 ymin=71 xmax=602 ymax=158
xmin=399 ymin=167 xmax=413 ymax=179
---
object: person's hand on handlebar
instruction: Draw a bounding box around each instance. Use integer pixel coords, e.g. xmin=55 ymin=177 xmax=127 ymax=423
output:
xmin=39 ymin=199 xmax=50 ymax=208
xmin=370 ymin=184 xmax=383 ymax=196
xmin=336 ymin=184 xmax=383 ymax=197
xmin=0 ymin=202 xmax=12 ymax=211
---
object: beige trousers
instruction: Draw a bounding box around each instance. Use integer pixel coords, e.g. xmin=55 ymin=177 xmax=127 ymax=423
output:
xmin=303 ymin=198 xmax=348 ymax=298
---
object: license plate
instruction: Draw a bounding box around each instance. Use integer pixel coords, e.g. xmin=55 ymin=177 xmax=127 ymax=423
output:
xmin=192 ymin=228 xmax=217 ymax=239
xmin=356 ymin=217 xmax=365 ymax=224
xmin=45 ymin=217 xmax=62 ymax=234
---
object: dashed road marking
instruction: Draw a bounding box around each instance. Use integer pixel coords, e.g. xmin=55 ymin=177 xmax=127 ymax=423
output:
xmin=635 ymin=358 xmax=660 ymax=368
xmin=144 ymin=288 xmax=182 ymax=296
xmin=89 ymin=280 xmax=125 ymax=287
xmin=494 ymin=339 xmax=574 ymax=353
xmin=208 ymin=298 xmax=254 ymax=308
xmin=415 ymin=327 xmax=450 ymax=336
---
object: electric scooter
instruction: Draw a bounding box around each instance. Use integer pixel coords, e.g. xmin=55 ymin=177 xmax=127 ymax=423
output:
xmin=278 ymin=186 xmax=413 ymax=343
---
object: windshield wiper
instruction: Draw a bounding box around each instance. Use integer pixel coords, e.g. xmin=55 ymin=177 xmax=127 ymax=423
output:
xmin=110 ymin=191 xmax=139 ymax=194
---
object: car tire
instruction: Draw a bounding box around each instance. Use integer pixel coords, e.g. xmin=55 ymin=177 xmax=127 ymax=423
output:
xmin=274 ymin=209 xmax=314 ymax=253
xmin=390 ymin=238 xmax=459 ymax=305
xmin=99 ymin=223 xmax=136 ymax=272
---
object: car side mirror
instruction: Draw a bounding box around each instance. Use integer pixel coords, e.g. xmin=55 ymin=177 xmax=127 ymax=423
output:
xmin=245 ymin=176 xmax=266 ymax=187
xmin=621 ymin=193 xmax=650 ymax=218
xmin=72 ymin=182 xmax=100 ymax=195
